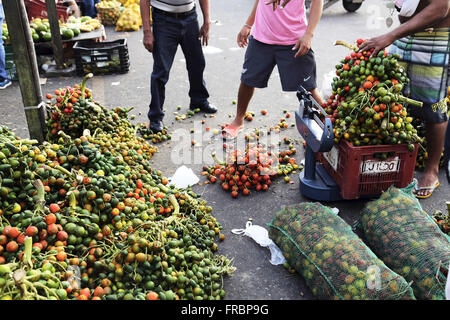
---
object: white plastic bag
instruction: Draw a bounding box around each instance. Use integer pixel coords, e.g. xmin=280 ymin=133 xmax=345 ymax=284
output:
xmin=231 ymin=221 xmax=287 ymax=265
xmin=320 ymin=70 xmax=335 ymax=98
xmin=168 ymin=165 xmax=199 ymax=189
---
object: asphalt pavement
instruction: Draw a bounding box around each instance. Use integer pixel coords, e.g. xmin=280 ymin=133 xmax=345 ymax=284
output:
xmin=0 ymin=0 xmax=449 ymax=300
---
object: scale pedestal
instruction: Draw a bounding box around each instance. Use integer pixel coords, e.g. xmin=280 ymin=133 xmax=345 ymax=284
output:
xmin=295 ymin=87 xmax=343 ymax=202
xmin=299 ymin=156 xmax=342 ymax=201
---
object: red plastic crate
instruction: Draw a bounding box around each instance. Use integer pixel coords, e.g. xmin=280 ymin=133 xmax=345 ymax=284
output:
xmin=25 ymin=0 xmax=69 ymax=22
xmin=317 ymin=140 xmax=418 ymax=199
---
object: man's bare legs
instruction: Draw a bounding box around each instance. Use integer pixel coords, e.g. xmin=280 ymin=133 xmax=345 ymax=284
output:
xmin=415 ymin=121 xmax=448 ymax=197
xmin=229 ymin=82 xmax=325 ymax=129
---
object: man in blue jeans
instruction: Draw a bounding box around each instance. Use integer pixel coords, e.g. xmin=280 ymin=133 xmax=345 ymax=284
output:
xmin=140 ymin=0 xmax=216 ymax=133
xmin=0 ymin=1 xmax=11 ymax=89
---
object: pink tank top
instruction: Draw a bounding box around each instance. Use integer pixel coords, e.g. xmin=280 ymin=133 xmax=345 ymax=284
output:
xmin=252 ymin=0 xmax=308 ymax=45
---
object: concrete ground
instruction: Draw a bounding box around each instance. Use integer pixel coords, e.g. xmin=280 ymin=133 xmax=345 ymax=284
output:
xmin=0 ymin=0 xmax=449 ymax=300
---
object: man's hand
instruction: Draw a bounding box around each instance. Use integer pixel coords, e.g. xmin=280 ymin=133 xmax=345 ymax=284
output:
xmin=265 ymin=0 xmax=291 ymax=11
xmin=358 ymin=33 xmax=396 ymax=57
xmin=293 ymin=33 xmax=312 ymax=58
xmin=199 ymin=22 xmax=210 ymax=46
xmin=143 ymin=31 xmax=154 ymax=53
xmin=237 ymin=25 xmax=252 ymax=47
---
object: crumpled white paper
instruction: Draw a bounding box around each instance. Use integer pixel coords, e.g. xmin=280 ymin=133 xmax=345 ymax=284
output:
xmin=168 ymin=166 xmax=199 ymax=189
xmin=231 ymin=221 xmax=287 ymax=265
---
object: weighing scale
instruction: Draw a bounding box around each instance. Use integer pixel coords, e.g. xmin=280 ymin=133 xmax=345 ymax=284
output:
xmin=295 ymin=86 xmax=343 ymax=202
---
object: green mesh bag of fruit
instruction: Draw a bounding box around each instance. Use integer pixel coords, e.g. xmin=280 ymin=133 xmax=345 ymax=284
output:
xmin=359 ymin=183 xmax=450 ymax=300
xmin=268 ymin=202 xmax=415 ymax=300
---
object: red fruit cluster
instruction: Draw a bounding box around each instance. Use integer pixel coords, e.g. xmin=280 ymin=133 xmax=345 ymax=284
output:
xmin=203 ymin=142 xmax=297 ymax=198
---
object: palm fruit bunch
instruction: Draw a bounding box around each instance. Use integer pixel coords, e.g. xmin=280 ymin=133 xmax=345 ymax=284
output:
xmin=322 ymin=39 xmax=422 ymax=150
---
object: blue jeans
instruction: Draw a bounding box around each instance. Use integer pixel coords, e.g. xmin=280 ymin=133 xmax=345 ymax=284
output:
xmin=148 ymin=9 xmax=209 ymax=123
xmin=0 ymin=4 xmax=8 ymax=82
xmin=81 ymin=0 xmax=99 ymax=18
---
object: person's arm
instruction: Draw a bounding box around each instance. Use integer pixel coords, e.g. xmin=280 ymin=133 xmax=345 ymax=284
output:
xmin=359 ymin=0 xmax=450 ymax=56
xmin=66 ymin=0 xmax=81 ymax=18
xmin=293 ymin=0 xmax=323 ymax=58
xmin=237 ymin=0 xmax=259 ymax=47
xmin=140 ymin=0 xmax=154 ymax=52
xmin=198 ymin=0 xmax=211 ymax=46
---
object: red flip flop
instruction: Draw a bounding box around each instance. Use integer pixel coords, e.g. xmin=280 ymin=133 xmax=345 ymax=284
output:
xmin=222 ymin=124 xmax=243 ymax=139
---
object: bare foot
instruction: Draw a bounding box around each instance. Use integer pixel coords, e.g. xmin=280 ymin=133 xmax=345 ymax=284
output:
xmin=222 ymin=119 xmax=245 ymax=139
xmin=230 ymin=118 xmax=244 ymax=129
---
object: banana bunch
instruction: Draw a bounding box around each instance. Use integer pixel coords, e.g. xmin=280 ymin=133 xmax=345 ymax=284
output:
xmin=79 ymin=19 xmax=102 ymax=32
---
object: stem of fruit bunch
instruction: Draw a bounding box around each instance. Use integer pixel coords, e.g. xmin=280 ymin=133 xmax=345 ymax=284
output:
xmin=214 ymin=255 xmax=236 ymax=275
xmin=26 ymin=280 xmax=57 ymax=299
xmin=55 ymin=164 xmax=74 ymax=178
xmin=80 ymin=73 xmax=94 ymax=103
xmin=168 ymin=194 xmax=180 ymax=216
xmin=211 ymin=152 xmax=226 ymax=166
xmin=334 ymin=40 xmax=358 ymax=51
xmin=33 ymin=179 xmax=46 ymax=211
xmin=23 ymin=237 xmax=33 ymax=268
xmin=92 ymin=127 xmax=102 ymax=138
xmin=396 ymin=95 xmax=423 ymax=108
xmin=0 ymin=138 xmax=39 ymax=146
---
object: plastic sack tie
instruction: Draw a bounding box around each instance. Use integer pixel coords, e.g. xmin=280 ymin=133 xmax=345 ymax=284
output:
xmin=231 ymin=221 xmax=286 ymax=265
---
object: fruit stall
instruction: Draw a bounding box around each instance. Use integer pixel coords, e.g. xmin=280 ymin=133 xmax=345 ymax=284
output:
xmin=2 ymin=0 xmax=146 ymax=78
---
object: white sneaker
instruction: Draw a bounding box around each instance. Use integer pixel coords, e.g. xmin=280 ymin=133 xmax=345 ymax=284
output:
xmin=0 ymin=79 xmax=12 ymax=89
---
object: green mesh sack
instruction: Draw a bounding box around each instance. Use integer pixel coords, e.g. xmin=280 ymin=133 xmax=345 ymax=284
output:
xmin=359 ymin=183 xmax=450 ymax=300
xmin=268 ymin=202 xmax=415 ymax=300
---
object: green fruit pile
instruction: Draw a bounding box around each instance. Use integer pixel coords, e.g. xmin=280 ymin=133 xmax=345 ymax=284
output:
xmin=29 ymin=18 xmax=79 ymax=43
xmin=0 ymin=75 xmax=235 ymax=300
xmin=359 ymin=184 xmax=450 ymax=300
xmin=268 ymin=202 xmax=415 ymax=300
xmin=324 ymin=39 xmax=421 ymax=150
